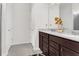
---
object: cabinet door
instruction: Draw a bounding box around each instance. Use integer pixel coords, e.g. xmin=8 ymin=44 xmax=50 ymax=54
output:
xmin=49 ymin=35 xmax=60 ymax=56
xmin=61 ymin=46 xmax=79 ymax=56
xmin=42 ymin=37 xmax=48 ymax=56
xmin=49 ymin=46 xmax=59 ymax=56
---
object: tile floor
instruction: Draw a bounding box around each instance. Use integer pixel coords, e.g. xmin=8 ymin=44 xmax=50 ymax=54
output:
xmin=7 ymin=43 xmax=42 ymax=56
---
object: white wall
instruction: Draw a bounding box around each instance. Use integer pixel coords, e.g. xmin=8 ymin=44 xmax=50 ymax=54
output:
xmin=48 ymin=3 xmax=59 ymax=29
xmin=31 ymin=3 xmax=49 ymax=50
xmin=6 ymin=3 xmax=14 ymax=50
xmin=13 ymin=3 xmax=31 ymax=45
xmin=2 ymin=3 xmax=14 ymax=56
xmin=59 ymin=3 xmax=73 ymax=30
xmin=72 ymin=3 xmax=79 ymax=13
xmin=31 ymin=3 xmax=49 ymax=29
xmin=2 ymin=3 xmax=6 ymax=56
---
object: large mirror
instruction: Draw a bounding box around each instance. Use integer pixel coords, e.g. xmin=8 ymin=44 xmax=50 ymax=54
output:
xmin=72 ymin=3 xmax=79 ymax=30
xmin=49 ymin=3 xmax=79 ymax=31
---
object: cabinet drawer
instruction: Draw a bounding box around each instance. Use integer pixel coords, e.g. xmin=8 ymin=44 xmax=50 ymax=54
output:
xmin=39 ymin=32 xmax=48 ymax=38
xmin=61 ymin=46 xmax=79 ymax=56
xmin=49 ymin=46 xmax=59 ymax=55
xmin=49 ymin=35 xmax=62 ymax=44
xmin=49 ymin=34 xmax=79 ymax=54
xmin=49 ymin=40 xmax=59 ymax=50
xmin=61 ymin=38 xmax=79 ymax=53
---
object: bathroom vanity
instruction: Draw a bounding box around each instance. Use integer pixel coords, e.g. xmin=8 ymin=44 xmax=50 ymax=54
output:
xmin=39 ymin=29 xmax=79 ymax=56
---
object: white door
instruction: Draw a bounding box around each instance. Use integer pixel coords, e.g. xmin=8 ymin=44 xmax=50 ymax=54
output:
xmin=13 ymin=4 xmax=31 ymax=45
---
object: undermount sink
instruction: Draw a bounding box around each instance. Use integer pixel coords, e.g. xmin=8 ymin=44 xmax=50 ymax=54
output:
xmin=49 ymin=29 xmax=79 ymax=35
xmin=71 ymin=31 xmax=79 ymax=35
xmin=62 ymin=30 xmax=79 ymax=36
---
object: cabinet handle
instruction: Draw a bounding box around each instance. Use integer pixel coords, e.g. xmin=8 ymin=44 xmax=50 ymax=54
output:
xmin=61 ymin=48 xmax=62 ymax=52
xmin=61 ymin=48 xmax=63 ymax=55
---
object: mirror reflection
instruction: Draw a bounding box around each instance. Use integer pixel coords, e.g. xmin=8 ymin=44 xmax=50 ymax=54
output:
xmin=49 ymin=3 xmax=79 ymax=31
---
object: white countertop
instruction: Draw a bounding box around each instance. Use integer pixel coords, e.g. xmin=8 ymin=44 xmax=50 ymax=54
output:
xmin=39 ymin=29 xmax=79 ymax=42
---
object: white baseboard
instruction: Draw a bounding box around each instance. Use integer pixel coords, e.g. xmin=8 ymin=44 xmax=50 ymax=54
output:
xmin=33 ymin=47 xmax=40 ymax=51
xmin=11 ymin=42 xmax=31 ymax=46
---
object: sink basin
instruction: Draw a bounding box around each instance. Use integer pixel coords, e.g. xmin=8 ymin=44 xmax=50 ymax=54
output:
xmin=72 ymin=31 xmax=79 ymax=35
xmin=50 ymin=29 xmax=79 ymax=35
xmin=63 ymin=30 xmax=79 ymax=36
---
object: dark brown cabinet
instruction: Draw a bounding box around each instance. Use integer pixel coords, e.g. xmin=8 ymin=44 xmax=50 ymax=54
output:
xmin=39 ymin=31 xmax=79 ymax=56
